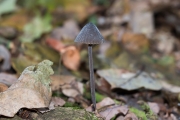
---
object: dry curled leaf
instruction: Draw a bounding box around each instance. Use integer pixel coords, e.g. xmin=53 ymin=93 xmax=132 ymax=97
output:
xmin=0 ymin=60 xmax=54 ymax=117
xmin=61 ymin=46 xmax=80 ymax=71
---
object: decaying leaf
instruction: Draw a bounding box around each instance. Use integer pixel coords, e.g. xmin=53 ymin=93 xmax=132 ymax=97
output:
xmin=97 ymin=69 xmax=162 ymax=90
xmin=0 ymin=60 xmax=54 ymax=117
xmin=0 ymin=83 xmax=8 ymax=92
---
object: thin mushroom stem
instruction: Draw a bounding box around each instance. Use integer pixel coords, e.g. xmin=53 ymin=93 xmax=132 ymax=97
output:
xmin=88 ymin=44 xmax=96 ymax=111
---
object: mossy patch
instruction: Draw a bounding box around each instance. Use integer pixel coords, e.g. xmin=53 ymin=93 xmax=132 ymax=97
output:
xmin=130 ymin=101 xmax=158 ymax=120
xmin=129 ymin=107 xmax=147 ymax=120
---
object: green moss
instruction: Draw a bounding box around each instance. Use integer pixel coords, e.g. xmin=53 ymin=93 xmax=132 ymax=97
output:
xmin=129 ymin=107 xmax=147 ymax=120
xmin=157 ymin=55 xmax=174 ymax=66
xmin=110 ymin=116 xmax=116 ymax=120
xmin=84 ymin=110 xmax=100 ymax=120
xmin=130 ymin=101 xmax=158 ymax=120
xmin=139 ymin=102 xmax=157 ymax=120
xmin=64 ymin=101 xmax=80 ymax=108
xmin=36 ymin=107 xmax=101 ymax=120
xmin=95 ymin=92 xmax=106 ymax=102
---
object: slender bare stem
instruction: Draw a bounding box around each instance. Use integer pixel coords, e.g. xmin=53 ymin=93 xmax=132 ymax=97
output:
xmin=88 ymin=44 xmax=96 ymax=111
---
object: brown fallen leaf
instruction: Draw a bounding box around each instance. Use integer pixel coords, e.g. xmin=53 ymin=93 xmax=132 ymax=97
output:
xmin=46 ymin=38 xmax=80 ymax=71
xmin=0 ymin=83 xmax=8 ymax=92
xmin=61 ymin=46 xmax=80 ymax=71
xmin=61 ymin=81 xmax=83 ymax=98
xmin=98 ymin=105 xmax=128 ymax=120
xmin=74 ymin=95 xmax=90 ymax=108
xmin=0 ymin=60 xmax=54 ymax=117
xmin=51 ymin=75 xmax=83 ymax=98
xmin=62 ymin=88 xmax=79 ymax=98
xmin=0 ymin=73 xmax=17 ymax=86
xmin=86 ymin=97 xmax=128 ymax=120
xmin=50 ymin=75 xmax=76 ymax=91
xmin=86 ymin=97 xmax=115 ymax=112
xmin=51 ymin=97 xmax=66 ymax=107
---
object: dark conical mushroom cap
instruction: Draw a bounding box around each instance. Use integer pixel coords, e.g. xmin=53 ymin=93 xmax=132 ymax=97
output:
xmin=75 ymin=23 xmax=104 ymax=44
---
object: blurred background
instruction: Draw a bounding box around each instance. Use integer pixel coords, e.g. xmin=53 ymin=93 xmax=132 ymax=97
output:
xmin=0 ymin=0 xmax=180 ymax=85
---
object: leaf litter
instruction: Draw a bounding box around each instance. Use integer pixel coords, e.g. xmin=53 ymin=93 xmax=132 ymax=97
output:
xmin=1 ymin=0 xmax=180 ymax=119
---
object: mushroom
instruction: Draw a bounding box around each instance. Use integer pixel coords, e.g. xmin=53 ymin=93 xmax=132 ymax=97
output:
xmin=74 ymin=23 xmax=104 ymax=111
